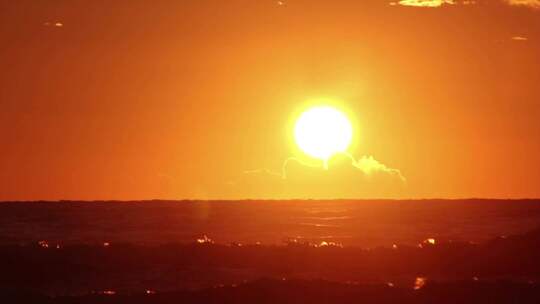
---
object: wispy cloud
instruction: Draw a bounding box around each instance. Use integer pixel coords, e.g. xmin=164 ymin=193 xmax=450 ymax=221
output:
xmin=389 ymin=0 xmax=540 ymax=9
xmin=349 ymin=155 xmax=406 ymax=182
xmin=234 ymin=154 xmax=406 ymax=199
xmin=246 ymin=154 xmax=405 ymax=182
xmin=512 ymin=36 xmax=529 ymax=41
xmin=391 ymin=0 xmax=456 ymax=7
xmin=504 ymin=0 xmax=540 ymax=9
xmin=43 ymin=21 xmax=64 ymax=27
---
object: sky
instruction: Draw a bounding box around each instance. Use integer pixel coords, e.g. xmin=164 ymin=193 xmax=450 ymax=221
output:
xmin=1 ymin=0 xmax=539 ymax=200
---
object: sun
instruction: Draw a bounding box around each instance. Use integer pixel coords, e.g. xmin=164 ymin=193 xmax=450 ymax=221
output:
xmin=294 ymin=106 xmax=353 ymax=165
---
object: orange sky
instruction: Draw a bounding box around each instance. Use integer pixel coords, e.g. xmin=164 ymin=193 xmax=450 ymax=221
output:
xmin=1 ymin=0 xmax=540 ymax=200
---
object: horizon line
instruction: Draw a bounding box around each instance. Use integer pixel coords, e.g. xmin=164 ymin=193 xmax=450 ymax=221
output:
xmin=1 ymin=198 xmax=540 ymax=203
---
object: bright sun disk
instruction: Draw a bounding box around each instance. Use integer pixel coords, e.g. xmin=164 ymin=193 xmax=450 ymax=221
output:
xmin=294 ymin=106 xmax=353 ymax=165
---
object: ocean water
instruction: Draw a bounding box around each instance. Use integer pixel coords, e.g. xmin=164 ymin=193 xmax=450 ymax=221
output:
xmin=1 ymin=200 xmax=540 ymax=247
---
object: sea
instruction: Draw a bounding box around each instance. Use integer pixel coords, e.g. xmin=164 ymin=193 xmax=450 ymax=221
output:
xmin=1 ymin=199 xmax=539 ymax=248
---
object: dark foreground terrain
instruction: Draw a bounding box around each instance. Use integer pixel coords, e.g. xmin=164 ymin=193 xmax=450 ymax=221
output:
xmin=2 ymin=226 xmax=540 ymax=303
xmin=6 ymin=279 xmax=540 ymax=304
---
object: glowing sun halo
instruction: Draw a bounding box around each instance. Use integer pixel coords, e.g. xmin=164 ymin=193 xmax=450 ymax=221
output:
xmin=294 ymin=106 xmax=353 ymax=164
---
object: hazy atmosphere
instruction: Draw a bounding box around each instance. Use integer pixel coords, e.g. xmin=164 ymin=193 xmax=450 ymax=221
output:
xmin=2 ymin=0 xmax=540 ymax=200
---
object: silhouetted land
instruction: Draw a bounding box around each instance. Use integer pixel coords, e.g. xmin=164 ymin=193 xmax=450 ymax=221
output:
xmin=1 ymin=200 xmax=540 ymax=303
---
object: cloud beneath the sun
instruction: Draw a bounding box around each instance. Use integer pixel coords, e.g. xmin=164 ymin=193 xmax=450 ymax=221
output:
xmin=350 ymin=155 xmax=406 ymax=182
xmin=230 ymin=154 xmax=406 ymax=199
